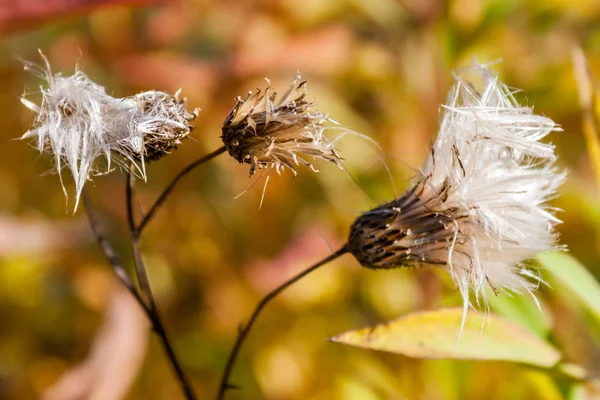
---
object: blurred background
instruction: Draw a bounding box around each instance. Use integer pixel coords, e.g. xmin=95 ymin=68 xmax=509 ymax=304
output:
xmin=1 ymin=0 xmax=600 ymax=399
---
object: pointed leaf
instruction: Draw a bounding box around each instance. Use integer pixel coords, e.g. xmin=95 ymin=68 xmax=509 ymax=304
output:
xmin=537 ymin=252 xmax=600 ymax=323
xmin=488 ymin=290 xmax=551 ymax=338
xmin=330 ymin=308 xmax=561 ymax=368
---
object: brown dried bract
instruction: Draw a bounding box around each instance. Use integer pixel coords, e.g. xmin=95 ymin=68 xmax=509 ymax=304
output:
xmin=221 ymin=74 xmax=343 ymax=177
xmin=348 ymin=178 xmax=457 ymax=270
xmin=132 ymin=90 xmax=199 ymax=162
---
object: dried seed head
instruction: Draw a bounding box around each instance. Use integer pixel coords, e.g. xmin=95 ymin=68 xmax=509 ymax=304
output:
xmin=20 ymin=52 xmax=199 ymax=211
xmin=348 ymin=192 xmax=454 ymax=270
xmin=131 ymin=89 xmax=198 ymax=162
xmin=348 ymin=63 xmax=565 ymax=327
xmin=20 ymin=51 xmax=143 ymax=211
xmin=221 ymin=74 xmax=343 ymax=176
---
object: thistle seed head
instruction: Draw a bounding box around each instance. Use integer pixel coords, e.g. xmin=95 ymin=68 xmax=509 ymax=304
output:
xmin=221 ymin=74 xmax=343 ymax=176
xmin=131 ymin=89 xmax=198 ymax=161
xmin=348 ymin=62 xmax=565 ymax=326
xmin=20 ymin=52 xmax=199 ymax=211
xmin=348 ymin=183 xmax=456 ymax=270
xmin=20 ymin=51 xmax=142 ymax=211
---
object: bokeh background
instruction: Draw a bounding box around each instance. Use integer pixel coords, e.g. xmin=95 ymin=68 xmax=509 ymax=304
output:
xmin=1 ymin=0 xmax=600 ymax=399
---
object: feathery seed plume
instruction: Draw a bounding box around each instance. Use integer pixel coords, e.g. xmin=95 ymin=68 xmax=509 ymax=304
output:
xmin=221 ymin=74 xmax=343 ymax=177
xmin=20 ymin=52 xmax=140 ymax=211
xmin=347 ymin=63 xmax=565 ymax=327
xmin=20 ymin=51 xmax=197 ymax=211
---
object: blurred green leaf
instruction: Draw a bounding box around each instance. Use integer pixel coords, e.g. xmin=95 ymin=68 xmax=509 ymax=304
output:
xmin=488 ymin=290 xmax=551 ymax=338
xmin=330 ymin=308 xmax=561 ymax=368
xmin=537 ymin=252 xmax=600 ymax=323
xmin=568 ymin=380 xmax=600 ymax=400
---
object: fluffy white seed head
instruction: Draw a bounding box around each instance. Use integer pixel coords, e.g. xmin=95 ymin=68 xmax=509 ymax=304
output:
xmin=348 ymin=62 xmax=565 ymax=327
xmin=20 ymin=52 xmax=197 ymax=211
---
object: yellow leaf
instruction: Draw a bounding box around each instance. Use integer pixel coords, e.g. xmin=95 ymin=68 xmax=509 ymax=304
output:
xmin=330 ymin=308 xmax=561 ymax=368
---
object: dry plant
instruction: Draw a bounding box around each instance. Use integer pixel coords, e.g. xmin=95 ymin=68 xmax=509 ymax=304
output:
xmin=21 ymin=52 xmax=346 ymax=400
xmin=21 ymin=53 xmax=564 ymax=399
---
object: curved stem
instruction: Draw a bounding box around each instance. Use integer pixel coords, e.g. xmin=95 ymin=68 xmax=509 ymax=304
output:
xmin=137 ymin=146 xmax=227 ymax=234
xmin=217 ymin=245 xmax=349 ymax=399
xmin=81 ymin=189 xmax=152 ymax=321
xmin=126 ymin=170 xmax=198 ymax=400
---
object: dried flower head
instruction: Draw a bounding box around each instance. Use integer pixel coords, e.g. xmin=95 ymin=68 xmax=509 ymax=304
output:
xmin=221 ymin=74 xmax=343 ymax=176
xmin=131 ymin=89 xmax=198 ymax=162
xmin=348 ymin=63 xmax=565 ymax=326
xmin=20 ymin=52 xmax=143 ymax=211
xmin=20 ymin=52 xmax=198 ymax=211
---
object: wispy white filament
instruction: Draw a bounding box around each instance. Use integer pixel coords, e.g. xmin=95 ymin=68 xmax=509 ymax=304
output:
xmin=348 ymin=62 xmax=565 ymax=332
xmin=423 ymin=63 xmax=565 ymax=324
xmin=20 ymin=52 xmax=194 ymax=211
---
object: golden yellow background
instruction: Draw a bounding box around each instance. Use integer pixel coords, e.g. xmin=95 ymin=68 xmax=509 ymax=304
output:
xmin=1 ymin=0 xmax=599 ymax=398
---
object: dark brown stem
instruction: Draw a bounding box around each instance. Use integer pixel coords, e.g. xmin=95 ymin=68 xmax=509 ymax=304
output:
xmin=217 ymin=245 xmax=349 ymax=399
xmin=137 ymin=146 xmax=227 ymax=234
xmin=126 ymin=169 xmax=198 ymax=400
xmin=81 ymin=189 xmax=152 ymax=321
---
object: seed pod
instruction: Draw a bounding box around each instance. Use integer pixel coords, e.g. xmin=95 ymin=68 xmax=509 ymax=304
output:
xmin=348 ymin=180 xmax=457 ymax=270
xmin=20 ymin=51 xmax=142 ymax=211
xmin=221 ymin=74 xmax=343 ymax=176
xmin=20 ymin=52 xmax=200 ymax=211
xmin=131 ymin=90 xmax=198 ymax=162
xmin=348 ymin=63 xmax=565 ymax=327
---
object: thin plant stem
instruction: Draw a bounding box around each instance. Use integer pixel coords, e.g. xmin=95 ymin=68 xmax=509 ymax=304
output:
xmin=217 ymin=245 xmax=349 ymax=399
xmin=126 ymin=168 xmax=199 ymax=400
xmin=137 ymin=146 xmax=227 ymax=233
xmin=572 ymin=46 xmax=600 ymax=193
xmin=81 ymin=189 xmax=152 ymax=321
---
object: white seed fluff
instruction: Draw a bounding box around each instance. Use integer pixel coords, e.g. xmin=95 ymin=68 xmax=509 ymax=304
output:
xmin=348 ymin=62 xmax=565 ymax=330
xmin=20 ymin=52 xmax=195 ymax=212
xmin=21 ymin=54 xmax=141 ymax=211
xmin=427 ymin=63 xmax=565 ymax=324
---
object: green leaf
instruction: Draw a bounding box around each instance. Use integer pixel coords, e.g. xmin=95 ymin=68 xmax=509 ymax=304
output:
xmin=488 ymin=290 xmax=551 ymax=338
xmin=568 ymin=381 xmax=600 ymax=400
xmin=537 ymin=252 xmax=600 ymax=323
xmin=330 ymin=308 xmax=561 ymax=368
